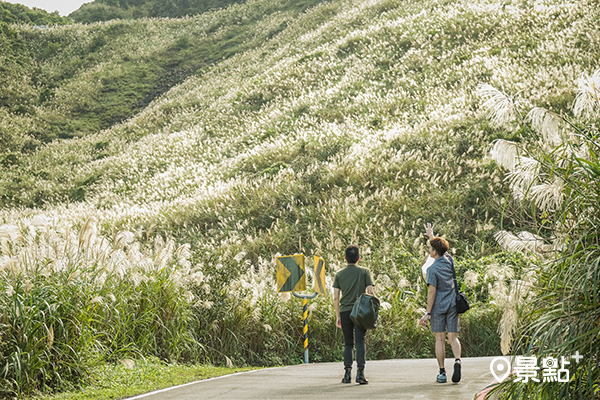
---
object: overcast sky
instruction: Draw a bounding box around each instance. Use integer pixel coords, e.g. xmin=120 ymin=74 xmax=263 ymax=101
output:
xmin=3 ymin=0 xmax=92 ymax=16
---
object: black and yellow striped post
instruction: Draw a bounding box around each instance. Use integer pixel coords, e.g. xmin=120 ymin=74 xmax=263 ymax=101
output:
xmin=293 ymin=291 xmax=317 ymax=364
xmin=302 ymin=299 xmax=308 ymax=363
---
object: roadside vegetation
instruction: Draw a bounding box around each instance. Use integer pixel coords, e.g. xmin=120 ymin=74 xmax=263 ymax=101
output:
xmin=481 ymin=71 xmax=600 ymax=399
xmin=0 ymin=0 xmax=598 ymax=398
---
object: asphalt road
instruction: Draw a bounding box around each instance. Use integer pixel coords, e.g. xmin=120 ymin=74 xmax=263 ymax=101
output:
xmin=126 ymin=357 xmax=498 ymax=400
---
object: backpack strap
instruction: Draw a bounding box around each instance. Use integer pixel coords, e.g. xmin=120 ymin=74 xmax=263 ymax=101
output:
xmin=449 ymin=256 xmax=460 ymax=296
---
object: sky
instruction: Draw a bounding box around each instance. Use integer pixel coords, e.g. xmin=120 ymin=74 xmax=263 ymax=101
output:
xmin=3 ymin=0 xmax=92 ymax=16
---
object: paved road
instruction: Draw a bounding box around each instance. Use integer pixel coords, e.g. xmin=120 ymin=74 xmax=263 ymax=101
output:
xmin=128 ymin=357 xmax=498 ymax=400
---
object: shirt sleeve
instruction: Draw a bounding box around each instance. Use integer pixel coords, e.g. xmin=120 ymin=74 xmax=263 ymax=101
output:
xmin=422 ymin=256 xmax=434 ymax=277
xmin=426 ymin=264 xmax=438 ymax=288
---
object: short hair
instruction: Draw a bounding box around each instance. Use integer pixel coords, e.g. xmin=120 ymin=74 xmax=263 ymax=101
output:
xmin=430 ymin=237 xmax=449 ymax=257
xmin=345 ymin=244 xmax=359 ymax=264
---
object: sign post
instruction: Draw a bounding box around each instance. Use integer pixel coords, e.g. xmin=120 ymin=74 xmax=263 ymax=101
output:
xmin=276 ymin=254 xmax=326 ymax=364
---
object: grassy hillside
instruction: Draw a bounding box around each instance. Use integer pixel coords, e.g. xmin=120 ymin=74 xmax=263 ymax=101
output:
xmin=70 ymin=0 xmax=252 ymax=23
xmin=0 ymin=0 xmax=599 ymax=396
xmin=0 ymin=0 xmax=326 ymax=161
xmin=0 ymin=1 xmax=70 ymax=25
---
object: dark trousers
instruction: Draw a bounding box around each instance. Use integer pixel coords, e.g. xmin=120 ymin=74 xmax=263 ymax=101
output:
xmin=340 ymin=310 xmax=366 ymax=369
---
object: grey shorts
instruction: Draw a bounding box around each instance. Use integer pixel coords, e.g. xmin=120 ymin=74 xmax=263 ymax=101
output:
xmin=430 ymin=307 xmax=460 ymax=333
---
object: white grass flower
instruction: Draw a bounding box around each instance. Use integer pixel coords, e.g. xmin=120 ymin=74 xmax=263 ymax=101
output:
xmin=380 ymin=301 xmax=391 ymax=311
xmin=490 ymin=140 xmax=518 ymax=171
xmin=263 ymin=324 xmax=272 ymax=332
xmin=90 ymin=295 xmax=103 ymax=304
xmin=498 ymin=280 xmax=530 ymax=355
xmin=527 ymin=107 xmax=561 ymax=146
xmin=398 ymin=277 xmax=410 ymax=288
xmin=477 ymin=84 xmax=517 ymax=127
xmin=279 ymin=292 xmax=291 ymax=301
xmin=118 ymin=359 xmax=135 ymax=369
xmin=506 ymin=157 xmax=540 ymax=200
xmin=530 ymin=178 xmax=564 ymax=211
xmin=494 ymin=230 xmax=545 ymax=255
xmin=464 ymin=270 xmax=479 ymax=289
xmin=184 ymin=291 xmax=194 ymax=303
xmin=131 ymin=273 xmax=143 ymax=286
xmin=499 ymin=306 xmax=518 ymax=355
xmin=47 ymin=325 xmax=54 ymax=350
xmin=233 ymin=251 xmax=247 ymax=262
xmin=574 ymin=69 xmax=600 ymax=118
xmin=5 ymin=284 xmax=15 ymax=296
xmin=225 ymin=356 xmax=234 ymax=369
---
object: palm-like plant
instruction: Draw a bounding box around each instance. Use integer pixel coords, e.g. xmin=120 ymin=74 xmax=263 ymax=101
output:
xmin=479 ymin=70 xmax=600 ymax=398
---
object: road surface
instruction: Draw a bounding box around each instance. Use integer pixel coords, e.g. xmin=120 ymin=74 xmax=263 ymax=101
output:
xmin=127 ymin=357 xmax=498 ymax=400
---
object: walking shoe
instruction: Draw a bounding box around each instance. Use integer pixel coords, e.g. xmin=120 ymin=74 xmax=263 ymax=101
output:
xmin=342 ymin=368 xmax=352 ymax=384
xmin=452 ymin=360 xmax=461 ymax=383
xmin=356 ymin=368 xmax=369 ymax=384
xmin=436 ymin=372 xmax=447 ymax=383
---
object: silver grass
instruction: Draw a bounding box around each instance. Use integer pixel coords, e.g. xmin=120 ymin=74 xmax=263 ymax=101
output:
xmin=490 ymin=139 xmax=518 ymax=171
xmin=494 ymin=230 xmax=545 ymax=254
xmin=506 ymin=156 xmax=539 ymax=201
xmin=573 ymin=69 xmax=600 ymax=118
xmin=527 ymin=107 xmax=561 ymax=147
xmin=477 ymin=84 xmax=517 ymax=127
xmin=530 ymin=178 xmax=564 ymax=212
xmin=498 ymin=280 xmax=530 ymax=355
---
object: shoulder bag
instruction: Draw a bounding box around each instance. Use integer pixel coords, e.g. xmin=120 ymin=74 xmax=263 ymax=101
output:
xmin=349 ymin=268 xmax=380 ymax=330
xmin=451 ymin=258 xmax=470 ymax=314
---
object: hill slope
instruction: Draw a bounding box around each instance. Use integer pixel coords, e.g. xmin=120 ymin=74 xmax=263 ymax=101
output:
xmin=69 ymin=0 xmax=252 ymax=23
xmin=0 ymin=0 xmax=326 ymax=158
xmin=2 ymin=0 xmax=598 ymax=266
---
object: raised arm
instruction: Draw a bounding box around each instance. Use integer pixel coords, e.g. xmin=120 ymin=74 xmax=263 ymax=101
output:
xmin=424 ymin=222 xmax=435 ymax=240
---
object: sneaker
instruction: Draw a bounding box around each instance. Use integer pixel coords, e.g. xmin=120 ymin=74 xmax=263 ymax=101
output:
xmin=436 ymin=372 xmax=447 ymax=383
xmin=452 ymin=361 xmax=461 ymax=383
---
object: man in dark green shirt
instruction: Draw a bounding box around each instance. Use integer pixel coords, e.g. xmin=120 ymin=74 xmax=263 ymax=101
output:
xmin=333 ymin=244 xmax=374 ymax=384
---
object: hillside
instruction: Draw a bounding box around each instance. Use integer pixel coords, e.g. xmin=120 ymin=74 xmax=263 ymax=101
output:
xmin=0 ymin=0 xmax=599 ymax=396
xmin=69 ymin=0 xmax=252 ymax=23
xmin=2 ymin=0 xmax=598 ymax=252
xmin=0 ymin=0 xmax=325 ymax=159
xmin=0 ymin=1 xmax=70 ymax=25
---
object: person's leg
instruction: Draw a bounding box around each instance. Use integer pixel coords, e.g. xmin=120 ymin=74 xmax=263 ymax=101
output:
xmin=354 ymin=323 xmax=368 ymax=384
xmin=430 ymin=312 xmax=448 ymax=383
xmin=435 ymin=332 xmax=446 ymax=369
xmin=355 ymin=323 xmax=366 ymax=369
xmin=340 ymin=311 xmax=354 ymax=369
xmin=447 ymin=308 xmax=462 ymax=383
xmin=448 ymin=332 xmax=461 ymax=359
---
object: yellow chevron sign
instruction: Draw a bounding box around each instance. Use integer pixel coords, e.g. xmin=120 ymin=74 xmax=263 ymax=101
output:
xmin=314 ymin=256 xmax=326 ymax=295
xmin=276 ymin=254 xmax=306 ymax=293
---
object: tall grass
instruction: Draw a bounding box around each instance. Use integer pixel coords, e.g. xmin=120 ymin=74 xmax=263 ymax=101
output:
xmin=0 ymin=220 xmax=201 ymax=397
xmin=0 ymin=217 xmax=526 ymax=397
xmin=482 ymin=69 xmax=600 ymax=399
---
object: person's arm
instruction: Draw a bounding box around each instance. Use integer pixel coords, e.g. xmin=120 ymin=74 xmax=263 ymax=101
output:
xmin=424 ymin=223 xmax=435 ymax=240
xmin=366 ymin=285 xmax=374 ymax=296
xmin=334 ymin=288 xmax=341 ymax=329
xmin=419 ymin=284 xmax=436 ymax=327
